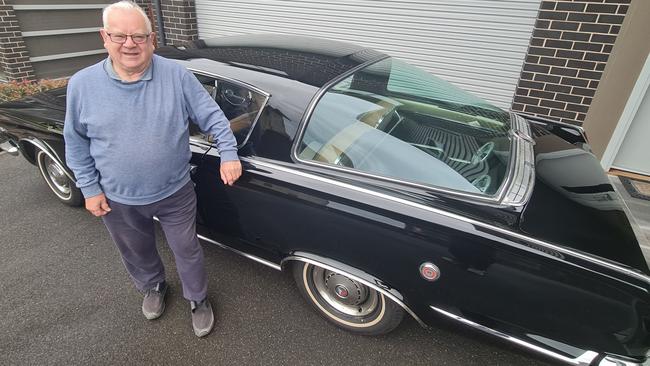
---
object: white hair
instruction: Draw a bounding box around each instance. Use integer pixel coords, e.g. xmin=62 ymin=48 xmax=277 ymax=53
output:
xmin=103 ymin=1 xmax=152 ymax=33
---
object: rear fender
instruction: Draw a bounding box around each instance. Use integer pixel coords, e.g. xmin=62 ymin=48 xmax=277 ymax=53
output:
xmin=280 ymin=251 xmax=427 ymax=328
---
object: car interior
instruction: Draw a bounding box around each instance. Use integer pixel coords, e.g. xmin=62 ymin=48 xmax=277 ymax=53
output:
xmin=191 ymin=73 xmax=265 ymax=145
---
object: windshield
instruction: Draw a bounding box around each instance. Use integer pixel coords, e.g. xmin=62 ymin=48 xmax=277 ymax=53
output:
xmin=298 ymin=57 xmax=513 ymax=196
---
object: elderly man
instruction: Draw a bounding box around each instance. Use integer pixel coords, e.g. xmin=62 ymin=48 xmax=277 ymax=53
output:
xmin=63 ymin=0 xmax=241 ymax=337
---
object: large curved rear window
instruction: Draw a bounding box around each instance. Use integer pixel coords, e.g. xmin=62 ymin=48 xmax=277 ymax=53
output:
xmin=297 ymin=58 xmax=512 ymax=196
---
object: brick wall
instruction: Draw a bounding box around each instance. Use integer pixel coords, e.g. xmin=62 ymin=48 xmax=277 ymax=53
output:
xmin=160 ymin=0 xmax=198 ymax=46
xmin=512 ymin=0 xmax=630 ymax=125
xmin=0 ymin=0 xmax=35 ymax=81
xmin=135 ymin=0 xmax=197 ymax=47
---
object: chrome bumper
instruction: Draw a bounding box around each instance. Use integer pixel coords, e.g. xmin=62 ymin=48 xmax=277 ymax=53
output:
xmin=429 ymin=305 xmax=647 ymax=366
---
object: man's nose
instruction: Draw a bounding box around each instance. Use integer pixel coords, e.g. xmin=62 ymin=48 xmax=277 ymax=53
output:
xmin=123 ymin=35 xmax=137 ymax=47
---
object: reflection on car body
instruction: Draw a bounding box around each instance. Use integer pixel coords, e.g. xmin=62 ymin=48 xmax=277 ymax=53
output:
xmin=0 ymin=34 xmax=648 ymax=366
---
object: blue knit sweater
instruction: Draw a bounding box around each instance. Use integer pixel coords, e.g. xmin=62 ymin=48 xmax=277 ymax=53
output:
xmin=63 ymin=55 xmax=238 ymax=205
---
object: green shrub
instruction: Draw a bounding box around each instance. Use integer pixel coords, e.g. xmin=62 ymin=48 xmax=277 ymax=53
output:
xmin=0 ymin=79 xmax=68 ymax=103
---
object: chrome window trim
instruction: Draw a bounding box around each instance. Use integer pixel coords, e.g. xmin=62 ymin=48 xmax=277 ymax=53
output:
xmin=290 ymin=55 xmax=387 ymax=159
xmin=290 ymin=57 xmax=533 ymax=207
xmin=186 ymin=68 xmax=271 ymax=148
xmin=243 ymin=156 xmax=650 ymax=286
xmin=517 ymin=111 xmax=587 ymax=134
xmin=429 ymin=305 xmax=600 ymax=366
xmin=186 ymin=68 xmax=270 ymax=97
xmin=282 ymin=255 xmax=427 ymax=328
xmin=501 ymin=113 xmax=536 ymax=206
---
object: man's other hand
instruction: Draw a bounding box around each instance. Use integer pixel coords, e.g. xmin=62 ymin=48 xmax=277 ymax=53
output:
xmin=220 ymin=160 xmax=242 ymax=186
xmin=86 ymin=193 xmax=111 ymax=217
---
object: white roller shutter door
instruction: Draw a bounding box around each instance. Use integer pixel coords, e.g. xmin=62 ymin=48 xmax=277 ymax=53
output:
xmin=195 ymin=0 xmax=541 ymax=109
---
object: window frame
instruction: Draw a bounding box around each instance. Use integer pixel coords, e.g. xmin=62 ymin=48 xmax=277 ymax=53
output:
xmin=188 ymin=68 xmax=271 ymax=149
xmin=291 ymin=57 xmax=533 ymax=206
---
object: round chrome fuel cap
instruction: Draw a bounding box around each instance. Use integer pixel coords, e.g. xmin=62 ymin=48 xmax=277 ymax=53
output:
xmin=419 ymin=262 xmax=441 ymax=281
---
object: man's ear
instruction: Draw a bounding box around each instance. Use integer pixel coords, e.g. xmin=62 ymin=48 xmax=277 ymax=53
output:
xmin=99 ymin=29 xmax=108 ymax=42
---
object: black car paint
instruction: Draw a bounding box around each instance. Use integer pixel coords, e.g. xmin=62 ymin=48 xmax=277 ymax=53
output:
xmin=1 ymin=35 xmax=648 ymax=363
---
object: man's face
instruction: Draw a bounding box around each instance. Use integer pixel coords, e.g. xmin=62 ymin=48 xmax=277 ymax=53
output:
xmin=100 ymin=8 xmax=155 ymax=75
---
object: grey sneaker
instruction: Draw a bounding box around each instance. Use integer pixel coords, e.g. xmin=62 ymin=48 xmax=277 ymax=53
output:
xmin=190 ymin=298 xmax=214 ymax=337
xmin=142 ymin=281 xmax=167 ymax=320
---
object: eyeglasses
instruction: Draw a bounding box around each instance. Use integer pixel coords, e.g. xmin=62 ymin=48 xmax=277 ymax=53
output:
xmin=106 ymin=32 xmax=151 ymax=44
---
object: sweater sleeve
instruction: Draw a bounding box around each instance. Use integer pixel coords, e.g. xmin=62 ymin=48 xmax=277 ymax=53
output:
xmin=63 ymin=77 xmax=103 ymax=198
xmin=182 ymin=71 xmax=239 ymax=162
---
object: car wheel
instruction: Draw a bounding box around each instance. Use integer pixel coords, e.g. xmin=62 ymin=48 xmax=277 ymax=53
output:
xmin=292 ymin=261 xmax=404 ymax=335
xmin=36 ymin=150 xmax=83 ymax=206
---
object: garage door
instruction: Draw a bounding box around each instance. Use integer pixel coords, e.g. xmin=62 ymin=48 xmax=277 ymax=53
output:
xmin=195 ymin=0 xmax=541 ymax=109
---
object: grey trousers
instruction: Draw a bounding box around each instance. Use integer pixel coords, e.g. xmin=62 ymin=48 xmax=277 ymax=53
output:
xmin=101 ymin=181 xmax=207 ymax=302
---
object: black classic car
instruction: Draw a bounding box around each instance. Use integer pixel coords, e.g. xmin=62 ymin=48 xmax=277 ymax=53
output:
xmin=1 ymin=35 xmax=649 ymax=365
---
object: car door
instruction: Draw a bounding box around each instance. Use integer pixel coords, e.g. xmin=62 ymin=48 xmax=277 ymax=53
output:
xmin=188 ymin=72 xmax=278 ymax=259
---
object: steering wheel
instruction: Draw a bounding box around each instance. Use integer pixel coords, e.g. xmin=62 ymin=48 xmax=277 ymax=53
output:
xmin=220 ymin=86 xmax=252 ymax=107
xmin=471 ymin=141 xmax=494 ymax=165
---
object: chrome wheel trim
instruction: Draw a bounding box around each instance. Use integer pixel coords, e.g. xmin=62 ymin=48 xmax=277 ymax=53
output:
xmin=303 ymin=264 xmax=385 ymax=327
xmin=312 ymin=266 xmax=379 ymax=316
xmin=37 ymin=151 xmax=72 ymax=200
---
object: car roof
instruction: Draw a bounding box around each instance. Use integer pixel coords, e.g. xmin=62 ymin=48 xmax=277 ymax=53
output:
xmin=155 ymin=34 xmax=386 ymax=88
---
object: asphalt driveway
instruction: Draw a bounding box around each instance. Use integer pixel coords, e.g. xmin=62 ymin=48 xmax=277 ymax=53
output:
xmin=0 ymin=151 xmax=556 ymax=366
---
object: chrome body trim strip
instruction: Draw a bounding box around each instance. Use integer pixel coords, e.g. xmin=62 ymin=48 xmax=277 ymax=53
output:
xmin=152 ymin=217 xmax=281 ymax=271
xmin=20 ymin=138 xmax=76 ymax=182
xmin=243 ymin=157 xmax=650 ymax=285
xmin=597 ymin=356 xmax=647 ymax=366
xmin=429 ymin=305 xmax=599 ymax=365
xmin=282 ymin=255 xmax=428 ymax=328
xmin=295 ymin=152 xmax=499 ymax=203
xmin=198 ymin=234 xmax=282 ymax=271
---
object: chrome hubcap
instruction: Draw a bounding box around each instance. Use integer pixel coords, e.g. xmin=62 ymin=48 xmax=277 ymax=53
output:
xmin=40 ymin=154 xmax=70 ymax=197
xmin=312 ymin=267 xmax=378 ymax=316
